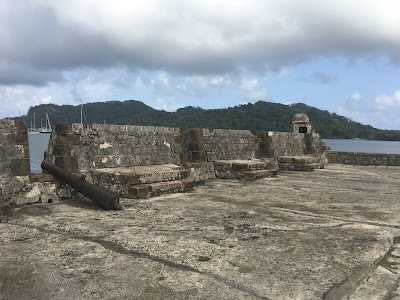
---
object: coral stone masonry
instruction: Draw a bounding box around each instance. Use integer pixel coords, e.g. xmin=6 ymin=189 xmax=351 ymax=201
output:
xmin=1 ymin=114 xmax=328 ymax=205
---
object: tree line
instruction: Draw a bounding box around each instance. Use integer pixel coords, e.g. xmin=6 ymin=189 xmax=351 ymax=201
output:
xmin=14 ymin=100 xmax=400 ymax=141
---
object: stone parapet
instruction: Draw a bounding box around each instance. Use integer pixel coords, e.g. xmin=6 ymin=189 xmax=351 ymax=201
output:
xmin=47 ymin=123 xmax=183 ymax=173
xmin=1 ymin=119 xmax=329 ymax=207
xmin=0 ymin=119 xmax=30 ymax=176
xmin=327 ymin=151 xmax=400 ymax=166
xmin=184 ymin=128 xmax=260 ymax=163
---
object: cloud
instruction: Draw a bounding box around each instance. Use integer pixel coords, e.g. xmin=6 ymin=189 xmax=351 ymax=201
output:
xmin=148 ymin=73 xmax=182 ymax=97
xmin=375 ymin=90 xmax=400 ymax=110
xmin=2 ymin=0 xmax=400 ymax=87
xmin=351 ymin=92 xmax=361 ymax=100
xmin=312 ymin=72 xmax=336 ymax=84
xmin=2 ymin=0 xmax=400 ymax=129
xmin=0 ymin=72 xmax=118 ymax=117
xmin=240 ymin=78 xmax=267 ymax=101
xmin=184 ymin=74 xmax=235 ymax=96
xmin=151 ymin=97 xmax=181 ymax=112
xmin=337 ymin=90 xmax=400 ymax=130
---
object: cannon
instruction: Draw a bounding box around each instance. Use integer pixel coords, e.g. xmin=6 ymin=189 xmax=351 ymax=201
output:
xmin=41 ymin=159 xmax=121 ymax=211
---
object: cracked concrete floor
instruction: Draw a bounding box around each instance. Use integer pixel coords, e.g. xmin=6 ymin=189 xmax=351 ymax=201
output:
xmin=1 ymin=164 xmax=400 ymax=299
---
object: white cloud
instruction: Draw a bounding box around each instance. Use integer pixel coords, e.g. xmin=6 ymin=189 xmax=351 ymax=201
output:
xmin=152 ymin=97 xmax=181 ymax=112
xmin=2 ymin=0 xmax=400 ymax=129
xmin=337 ymin=90 xmax=400 ymax=129
xmin=375 ymin=90 xmax=400 ymax=110
xmin=184 ymin=74 xmax=235 ymax=96
xmin=2 ymin=0 xmax=400 ymax=87
xmin=240 ymin=78 xmax=267 ymax=101
xmin=351 ymin=92 xmax=361 ymax=100
xmin=0 ymin=73 xmax=118 ymax=117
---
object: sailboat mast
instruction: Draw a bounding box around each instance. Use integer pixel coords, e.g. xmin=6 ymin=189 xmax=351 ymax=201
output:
xmin=46 ymin=112 xmax=51 ymax=130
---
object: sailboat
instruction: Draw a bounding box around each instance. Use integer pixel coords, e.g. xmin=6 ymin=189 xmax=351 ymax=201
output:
xmin=29 ymin=112 xmax=39 ymax=134
xmin=40 ymin=112 xmax=52 ymax=133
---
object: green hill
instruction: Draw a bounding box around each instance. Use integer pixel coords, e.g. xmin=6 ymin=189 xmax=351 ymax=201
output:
xmin=13 ymin=100 xmax=400 ymax=140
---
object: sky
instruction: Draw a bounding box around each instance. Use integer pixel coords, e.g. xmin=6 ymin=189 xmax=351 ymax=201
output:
xmin=1 ymin=0 xmax=400 ymax=130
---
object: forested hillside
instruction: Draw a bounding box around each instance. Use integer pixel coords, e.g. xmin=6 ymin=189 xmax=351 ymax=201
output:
xmin=14 ymin=100 xmax=400 ymax=140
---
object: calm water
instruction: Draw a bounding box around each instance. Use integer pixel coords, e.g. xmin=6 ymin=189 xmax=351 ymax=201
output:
xmin=323 ymin=139 xmax=400 ymax=155
xmin=28 ymin=133 xmax=51 ymax=173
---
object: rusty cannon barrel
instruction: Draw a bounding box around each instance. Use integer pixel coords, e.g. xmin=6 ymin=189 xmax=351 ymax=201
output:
xmin=41 ymin=159 xmax=121 ymax=211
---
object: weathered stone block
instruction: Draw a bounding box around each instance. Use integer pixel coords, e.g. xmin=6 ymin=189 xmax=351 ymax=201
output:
xmin=191 ymin=151 xmax=207 ymax=162
xmin=119 ymin=173 xmax=141 ymax=185
xmin=15 ymin=121 xmax=28 ymax=134
xmin=54 ymin=156 xmax=79 ymax=173
xmin=52 ymin=144 xmax=72 ymax=156
xmin=181 ymin=179 xmax=194 ymax=190
xmin=54 ymin=123 xmax=71 ymax=135
xmin=10 ymin=159 xmax=30 ymax=176
xmin=128 ymin=185 xmax=150 ymax=198
xmin=7 ymin=134 xmax=28 ymax=146
xmin=29 ymin=173 xmax=56 ymax=183
xmin=55 ymin=134 xmax=81 ymax=145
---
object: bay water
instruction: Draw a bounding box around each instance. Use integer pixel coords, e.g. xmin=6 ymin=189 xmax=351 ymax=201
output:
xmin=322 ymin=139 xmax=400 ymax=155
xmin=28 ymin=133 xmax=50 ymax=173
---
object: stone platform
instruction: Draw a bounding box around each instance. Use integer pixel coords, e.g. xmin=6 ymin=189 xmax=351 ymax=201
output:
xmin=2 ymin=164 xmax=400 ymax=299
xmin=90 ymin=164 xmax=194 ymax=199
xmin=214 ymin=159 xmax=278 ymax=180
xmin=277 ymin=155 xmax=323 ymax=171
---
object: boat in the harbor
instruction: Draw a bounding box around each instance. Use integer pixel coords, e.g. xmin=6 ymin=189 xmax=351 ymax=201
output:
xmin=40 ymin=112 xmax=52 ymax=133
xmin=28 ymin=112 xmax=39 ymax=134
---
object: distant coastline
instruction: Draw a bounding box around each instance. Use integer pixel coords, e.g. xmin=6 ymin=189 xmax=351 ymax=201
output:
xmin=11 ymin=100 xmax=400 ymax=141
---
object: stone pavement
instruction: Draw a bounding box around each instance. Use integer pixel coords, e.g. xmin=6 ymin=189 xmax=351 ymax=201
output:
xmin=1 ymin=164 xmax=400 ymax=299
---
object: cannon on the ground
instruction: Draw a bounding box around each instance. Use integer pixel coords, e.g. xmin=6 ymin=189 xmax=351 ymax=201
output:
xmin=41 ymin=159 xmax=121 ymax=211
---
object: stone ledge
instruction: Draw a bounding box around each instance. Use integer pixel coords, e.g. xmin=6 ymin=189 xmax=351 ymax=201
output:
xmin=92 ymin=164 xmax=188 ymax=185
xmin=127 ymin=180 xmax=194 ymax=199
xmin=277 ymin=155 xmax=323 ymax=172
xmin=214 ymin=159 xmax=278 ymax=180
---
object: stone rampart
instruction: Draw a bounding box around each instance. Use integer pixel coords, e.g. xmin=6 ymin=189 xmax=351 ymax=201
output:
xmin=0 ymin=120 xmax=30 ymax=176
xmin=183 ymin=128 xmax=260 ymax=181
xmin=327 ymin=151 xmax=400 ymax=166
xmin=1 ymin=120 xmax=328 ymax=207
xmin=0 ymin=120 xmax=64 ymax=206
xmin=258 ymin=131 xmax=325 ymax=157
xmin=184 ymin=128 xmax=259 ymax=162
xmin=183 ymin=129 xmax=326 ymax=180
xmin=46 ymin=123 xmax=183 ymax=173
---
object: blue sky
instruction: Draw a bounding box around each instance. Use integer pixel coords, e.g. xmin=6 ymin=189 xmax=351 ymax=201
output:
xmin=1 ymin=0 xmax=400 ymax=130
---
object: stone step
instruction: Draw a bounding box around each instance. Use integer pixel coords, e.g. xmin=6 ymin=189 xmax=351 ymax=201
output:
xmin=127 ymin=179 xmax=194 ymax=199
xmin=277 ymin=156 xmax=322 ymax=172
xmin=213 ymin=159 xmax=278 ymax=180
xmin=214 ymin=159 xmax=276 ymax=172
xmin=215 ymin=168 xmax=278 ymax=180
xmin=92 ymin=164 xmax=188 ymax=185
xmin=90 ymin=164 xmax=194 ymax=199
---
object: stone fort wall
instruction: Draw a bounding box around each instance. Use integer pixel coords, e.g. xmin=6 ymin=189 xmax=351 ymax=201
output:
xmin=327 ymin=151 xmax=400 ymax=166
xmin=0 ymin=120 xmax=61 ymax=206
xmin=46 ymin=123 xmax=183 ymax=173
xmin=1 ymin=121 xmax=326 ymax=206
